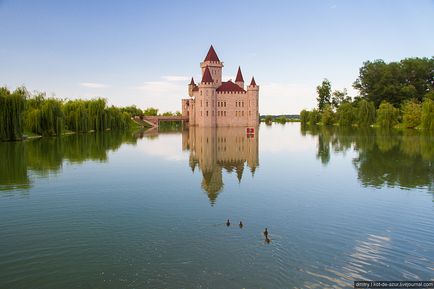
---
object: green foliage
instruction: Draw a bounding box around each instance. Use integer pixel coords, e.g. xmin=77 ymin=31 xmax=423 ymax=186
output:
xmin=331 ymin=89 xmax=351 ymax=109
xmin=300 ymin=109 xmax=310 ymax=124
xmin=274 ymin=116 xmax=287 ymax=124
xmin=421 ymin=98 xmax=434 ymax=131
xmin=356 ymin=99 xmax=376 ymax=126
xmin=376 ymin=101 xmax=399 ymax=128
xmin=309 ymin=109 xmax=321 ymax=125
xmin=63 ymin=100 xmax=90 ymax=133
xmin=401 ymin=100 xmax=422 ymax=128
xmin=320 ymin=105 xmax=335 ymax=126
xmin=316 ymin=79 xmax=332 ymax=111
xmin=24 ymin=95 xmax=64 ymax=136
xmin=1 ymin=86 xmax=134 ymax=141
xmin=143 ymin=107 xmax=159 ymax=116
xmin=336 ymin=102 xmax=355 ymax=126
xmin=264 ymin=115 xmax=273 ymax=124
xmin=121 ymin=105 xmax=143 ymax=117
xmin=353 ymin=57 xmax=434 ymax=107
xmin=0 ymin=87 xmax=27 ymax=141
xmin=161 ymin=111 xmax=174 ymax=116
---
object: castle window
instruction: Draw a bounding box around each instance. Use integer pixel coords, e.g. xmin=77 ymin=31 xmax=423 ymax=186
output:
xmin=224 ymin=111 xmax=226 ymax=116
xmin=200 ymin=100 xmax=202 ymax=107
xmin=224 ymin=101 xmax=226 ymax=107
xmin=206 ymin=111 xmax=208 ymax=116
xmin=206 ymin=101 xmax=208 ymax=107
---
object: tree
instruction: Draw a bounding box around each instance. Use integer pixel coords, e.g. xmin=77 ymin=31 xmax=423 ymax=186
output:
xmin=336 ymin=102 xmax=355 ymax=126
xmin=376 ymin=101 xmax=399 ymax=128
xmin=353 ymin=57 xmax=434 ymax=107
xmin=356 ymin=99 xmax=376 ymax=126
xmin=0 ymin=87 xmax=27 ymax=141
xmin=421 ymin=98 xmax=434 ymax=131
xmin=143 ymin=107 xmax=159 ymax=116
xmin=316 ymin=79 xmax=332 ymax=111
xmin=300 ymin=109 xmax=310 ymax=124
xmin=309 ymin=109 xmax=321 ymax=125
xmin=401 ymin=100 xmax=422 ymax=128
xmin=331 ymin=89 xmax=351 ymax=109
xmin=161 ymin=111 xmax=174 ymax=116
xmin=264 ymin=115 xmax=273 ymax=124
xmin=321 ymin=105 xmax=335 ymax=126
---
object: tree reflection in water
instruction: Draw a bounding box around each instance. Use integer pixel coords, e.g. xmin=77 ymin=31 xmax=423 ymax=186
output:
xmin=0 ymin=131 xmax=138 ymax=192
xmin=301 ymin=124 xmax=434 ymax=191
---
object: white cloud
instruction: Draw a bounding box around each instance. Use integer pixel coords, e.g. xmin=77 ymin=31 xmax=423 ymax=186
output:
xmin=162 ymin=75 xmax=189 ymax=82
xmin=80 ymin=82 xmax=108 ymax=88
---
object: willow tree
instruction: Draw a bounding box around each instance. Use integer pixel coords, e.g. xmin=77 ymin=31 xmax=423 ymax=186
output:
xmin=24 ymin=94 xmax=64 ymax=136
xmin=336 ymin=102 xmax=355 ymax=126
xmin=87 ymin=98 xmax=107 ymax=132
xmin=401 ymin=100 xmax=422 ymax=128
xmin=63 ymin=100 xmax=90 ymax=132
xmin=0 ymin=87 xmax=27 ymax=141
xmin=421 ymin=98 xmax=434 ymax=131
xmin=356 ymin=99 xmax=376 ymax=126
xmin=300 ymin=109 xmax=310 ymax=125
xmin=376 ymin=101 xmax=399 ymax=128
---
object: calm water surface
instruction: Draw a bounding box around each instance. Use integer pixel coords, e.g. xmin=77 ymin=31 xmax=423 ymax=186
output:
xmin=0 ymin=124 xmax=433 ymax=289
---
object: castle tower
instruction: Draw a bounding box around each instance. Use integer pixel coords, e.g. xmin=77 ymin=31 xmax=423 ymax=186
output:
xmin=247 ymin=77 xmax=259 ymax=126
xmin=197 ymin=66 xmax=217 ymax=127
xmin=188 ymin=77 xmax=195 ymax=97
xmin=200 ymin=45 xmax=223 ymax=86
xmin=235 ymin=66 xmax=244 ymax=89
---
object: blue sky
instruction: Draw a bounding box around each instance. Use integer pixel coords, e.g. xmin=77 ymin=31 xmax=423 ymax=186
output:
xmin=1 ymin=0 xmax=433 ymax=114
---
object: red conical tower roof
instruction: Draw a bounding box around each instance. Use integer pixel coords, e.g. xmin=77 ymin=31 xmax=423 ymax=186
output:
xmin=201 ymin=66 xmax=213 ymax=83
xmin=190 ymin=77 xmax=195 ymax=85
xmin=235 ymin=66 xmax=244 ymax=82
xmin=250 ymin=77 xmax=257 ymax=86
xmin=204 ymin=45 xmax=220 ymax=62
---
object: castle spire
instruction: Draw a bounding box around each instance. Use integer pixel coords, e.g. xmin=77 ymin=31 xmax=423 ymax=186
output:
xmin=250 ymin=77 xmax=257 ymax=86
xmin=201 ymin=66 xmax=213 ymax=83
xmin=190 ymin=77 xmax=195 ymax=85
xmin=204 ymin=45 xmax=220 ymax=62
xmin=235 ymin=66 xmax=244 ymax=82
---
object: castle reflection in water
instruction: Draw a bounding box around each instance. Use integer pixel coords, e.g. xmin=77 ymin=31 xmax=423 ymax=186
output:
xmin=182 ymin=127 xmax=259 ymax=205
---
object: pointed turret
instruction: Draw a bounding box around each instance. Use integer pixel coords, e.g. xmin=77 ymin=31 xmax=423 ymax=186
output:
xmin=201 ymin=66 xmax=213 ymax=83
xmin=204 ymin=45 xmax=220 ymax=62
xmin=188 ymin=77 xmax=196 ymax=97
xmin=235 ymin=66 xmax=244 ymax=82
xmin=235 ymin=66 xmax=244 ymax=89
xmin=250 ymin=77 xmax=257 ymax=86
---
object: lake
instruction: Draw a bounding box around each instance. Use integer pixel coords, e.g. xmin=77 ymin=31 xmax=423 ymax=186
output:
xmin=0 ymin=123 xmax=433 ymax=289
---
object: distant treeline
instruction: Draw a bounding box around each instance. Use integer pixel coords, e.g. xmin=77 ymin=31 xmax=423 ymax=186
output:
xmin=0 ymin=87 xmax=135 ymax=141
xmin=300 ymin=57 xmax=434 ymax=130
xmin=260 ymin=115 xmax=300 ymax=124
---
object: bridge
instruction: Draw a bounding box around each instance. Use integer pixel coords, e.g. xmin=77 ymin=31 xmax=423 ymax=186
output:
xmin=133 ymin=116 xmax=189 ymax=128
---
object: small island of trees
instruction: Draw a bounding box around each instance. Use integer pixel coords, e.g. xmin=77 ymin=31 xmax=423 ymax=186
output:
xmin=300 ymin=57 xmax=434 ymax=131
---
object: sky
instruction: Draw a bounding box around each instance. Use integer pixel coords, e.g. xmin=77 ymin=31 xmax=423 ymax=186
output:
xmin=1 ymin=0 xmax=433 ymax=114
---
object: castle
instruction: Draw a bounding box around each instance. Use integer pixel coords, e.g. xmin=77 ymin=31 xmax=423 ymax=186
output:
xmin=182 ymin=45 xmax=259 ymax=127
